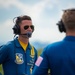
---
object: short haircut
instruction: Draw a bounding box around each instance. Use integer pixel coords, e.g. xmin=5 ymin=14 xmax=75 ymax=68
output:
xmin=62 ymin=8 xmax=75 ymax=30
xmin=14 ymin=15 xmax=32 ymax=25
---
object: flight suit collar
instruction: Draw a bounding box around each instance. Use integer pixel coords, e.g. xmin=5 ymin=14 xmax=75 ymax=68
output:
xmin=64 ymin=36 xmax=75 ymax=42
xmin=14 ymin=37 xmax=32 ymax=50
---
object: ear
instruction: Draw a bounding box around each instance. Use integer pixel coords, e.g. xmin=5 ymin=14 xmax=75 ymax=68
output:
xmin=57 ymin=20 xmax=66 ymax=32
xmin=12 ymin=24 xmax=20 ymax=35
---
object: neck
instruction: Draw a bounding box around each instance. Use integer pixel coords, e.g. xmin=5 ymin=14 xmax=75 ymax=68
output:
xmin=66 ymin=31 xmax=75 ymax=36
xmin=18 ymin=35 xmax=29 ymax=44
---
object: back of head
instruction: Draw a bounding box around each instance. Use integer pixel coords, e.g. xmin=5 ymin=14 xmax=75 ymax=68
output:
xmin=62 ymin=8 xmax=75 ymax=31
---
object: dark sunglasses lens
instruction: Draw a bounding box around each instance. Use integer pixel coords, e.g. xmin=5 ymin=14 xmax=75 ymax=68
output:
xmin=24 ymin=25 xmax=34 ymax=30
xmin=24 ymin=26 xmax=29 ymax=30
xmin=30 ymin=25 xmax=34 ymax=30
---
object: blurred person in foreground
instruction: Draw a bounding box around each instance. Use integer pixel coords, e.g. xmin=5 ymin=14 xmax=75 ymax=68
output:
xmin=32 ymin=8 xmax=75 ymax=75
xmin=0 ymin=15 xmax=37 ymax=75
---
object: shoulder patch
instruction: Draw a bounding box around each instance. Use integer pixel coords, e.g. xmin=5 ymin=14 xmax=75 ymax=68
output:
xmin=35 ymin=56 xmax=43 ymax=66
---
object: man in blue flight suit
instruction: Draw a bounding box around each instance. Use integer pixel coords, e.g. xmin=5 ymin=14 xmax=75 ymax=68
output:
xmin=32 ymin=8 xmax=75 ymax=75
xmin=0 ymin=15 xmax=37 ymax=75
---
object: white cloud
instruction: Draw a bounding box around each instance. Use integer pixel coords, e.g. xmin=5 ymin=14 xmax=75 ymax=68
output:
xmin=0 ymin=18 xmax=65 ymax=43
xmin=0 ymin=20 xmax=14 ymax=43
xmin=57 ymin=0 xmax=75 ymax=10
xmin=31 ymin=27 xmax=65 ymax=43
xmin=0 ymin=0 xmax=64 ymax=43
xmin=0 ymin=0 xmax=57 ymax=21
xmin=64 ymin=2 xmax=75 ymax=9
xmin=13 ymin=0 xmax=54 ymax=22
xmin=0 ymin=0 xmax=59 ymax=23
xmin=0 ymin=0 xmax=18 ymax=8
xmin=0 ymin=0 xmax=75 ymax=44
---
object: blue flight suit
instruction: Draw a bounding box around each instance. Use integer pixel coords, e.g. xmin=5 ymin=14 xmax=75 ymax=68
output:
xmin=32 ymin=36 xmax=75 ymax=75
xmin=0 ymin=37 xmax=37 ymax=75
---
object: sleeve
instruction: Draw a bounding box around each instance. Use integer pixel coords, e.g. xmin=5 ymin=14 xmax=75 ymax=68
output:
xmin=0 ymin=45 xmax=9 ymax=64
xmin=32 ymin=47 xmax=49 ymax=75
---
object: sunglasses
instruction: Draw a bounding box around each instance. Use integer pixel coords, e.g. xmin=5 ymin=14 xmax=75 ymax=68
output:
xmin=24 ymin=25 xmax=34 ymax=30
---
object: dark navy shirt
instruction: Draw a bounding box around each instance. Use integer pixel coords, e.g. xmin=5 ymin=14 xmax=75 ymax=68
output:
xmin=32 ymin=36 xmax=75 ymax=75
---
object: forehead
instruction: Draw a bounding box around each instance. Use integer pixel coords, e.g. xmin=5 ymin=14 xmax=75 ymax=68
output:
xmin=21 ymin=20 xmax=32 ymax=24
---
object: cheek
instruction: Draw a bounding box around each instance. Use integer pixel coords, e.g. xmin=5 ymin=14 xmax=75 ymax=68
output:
xmin=20 ymin=27 xmax=25 ymax=33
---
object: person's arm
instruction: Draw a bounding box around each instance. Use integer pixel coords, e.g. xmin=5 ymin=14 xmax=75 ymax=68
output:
xmin=0 ymin=45 xmax=9 ymax=64
xmin=32 ymin=47 xmax=49 ymax=75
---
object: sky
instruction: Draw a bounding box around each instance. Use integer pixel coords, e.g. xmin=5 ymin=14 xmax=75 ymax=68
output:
xmin=0 ymin=0 xmax=75 ymax=44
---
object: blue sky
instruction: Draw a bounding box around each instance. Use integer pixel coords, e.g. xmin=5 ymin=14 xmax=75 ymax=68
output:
xmin=0 ymin=0 xmax=75 ymax=44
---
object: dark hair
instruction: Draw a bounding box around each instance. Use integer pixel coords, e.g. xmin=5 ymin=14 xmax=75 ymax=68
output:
xmin=14 ymin=15 xmax=32 ymax=25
